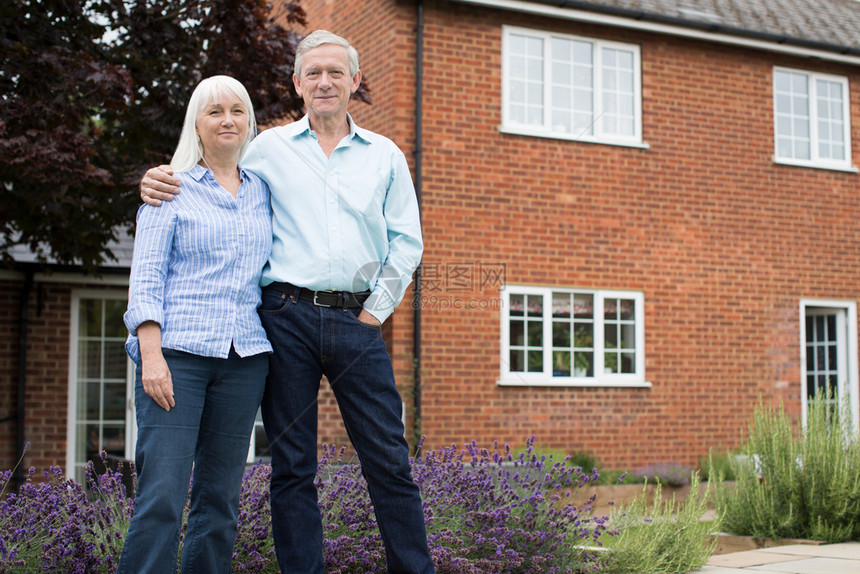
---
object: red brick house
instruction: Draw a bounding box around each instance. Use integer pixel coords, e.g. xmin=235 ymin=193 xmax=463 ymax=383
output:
xmin=3 ymin=0 xmax=860 ymax=480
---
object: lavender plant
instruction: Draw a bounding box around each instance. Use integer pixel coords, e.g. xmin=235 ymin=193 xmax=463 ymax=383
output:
xmin=0 ymin=453 xmax=133 ymax=574
xmin=1 ymin=437 xmax=612 ymax=573
xmin=311 ymin=437 xmax=607 ymax=573
xmin=632 ymin=462 xmax=693 ymax=487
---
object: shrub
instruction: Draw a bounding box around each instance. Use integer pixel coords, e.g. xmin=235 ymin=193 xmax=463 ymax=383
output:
xmin=699 ymin=450 xmax=737 ymax=482
xmin=0 ymin=453 xmax=133 ymax=574
xmin=0 ymin=438 xmax=608 ymax=573
xmin=316 ymin=436 xmax=608 ymax=573
xmin=715 ymin=391 xmax=860 ymax=542
xmin=597 ymin=471 xmax=721 ymax=573
xmin=632 ymin=462 xmax=693 ymax=487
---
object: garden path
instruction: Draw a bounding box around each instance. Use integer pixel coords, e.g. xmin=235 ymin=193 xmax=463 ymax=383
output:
xmin=695 ymin=541 xmax=860 ymax=573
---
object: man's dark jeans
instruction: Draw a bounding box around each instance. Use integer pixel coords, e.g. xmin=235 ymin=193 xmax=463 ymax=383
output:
xmin=259 ymin=286 xmax=435 ymax=574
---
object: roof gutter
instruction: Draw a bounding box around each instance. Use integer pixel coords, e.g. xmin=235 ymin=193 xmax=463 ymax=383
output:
xmin=451 ymin=0 xmax=860 ymax=66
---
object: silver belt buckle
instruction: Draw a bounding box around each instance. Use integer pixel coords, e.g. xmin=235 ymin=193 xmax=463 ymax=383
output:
xmin=313 ymin=291 xmax=335 ymax=307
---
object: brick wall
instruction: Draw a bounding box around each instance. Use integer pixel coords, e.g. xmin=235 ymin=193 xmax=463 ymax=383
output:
xmin=275 ymin=0 xmax=860 ymax=471
xmin=0 ymin=279 xmax=75 ymax=472
xmin=410 ymin=3 xmax=860 ymax=468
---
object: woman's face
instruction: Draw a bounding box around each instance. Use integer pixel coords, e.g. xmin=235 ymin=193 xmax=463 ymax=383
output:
xmin=196 ymin=91 xmax=249 ymax=158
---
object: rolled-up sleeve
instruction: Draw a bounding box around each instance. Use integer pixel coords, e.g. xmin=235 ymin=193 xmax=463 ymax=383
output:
xmin=124 ymin=204 xmax=176 ymax=337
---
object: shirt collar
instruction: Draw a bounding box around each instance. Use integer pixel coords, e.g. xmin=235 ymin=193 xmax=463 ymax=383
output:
xmin=294 ymin=113 xmax=372 ymax=145
xmin=188 ymin=161 xmax=250 ymax=182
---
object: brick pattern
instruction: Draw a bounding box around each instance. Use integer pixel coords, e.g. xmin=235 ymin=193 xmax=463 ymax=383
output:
xmin=300 ymin=0 xmax=860 ymax=470
xmin=3 ymin=0 xmax=859 ymax=475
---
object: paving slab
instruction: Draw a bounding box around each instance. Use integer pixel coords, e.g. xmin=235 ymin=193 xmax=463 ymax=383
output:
xmin=756 ymin=542 xmax=860 ymax=559
xmin=746 ymin=557 xmax=860 ymax=573
xmin=706 ymin=551 xmax=810 ymax=568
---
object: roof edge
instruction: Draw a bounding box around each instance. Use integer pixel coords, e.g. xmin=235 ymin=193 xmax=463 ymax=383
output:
xmin=451 ymin=0 xmax=860 ymax=65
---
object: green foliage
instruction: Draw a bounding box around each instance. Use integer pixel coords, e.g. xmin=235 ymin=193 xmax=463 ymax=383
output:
xmin=700 ymin=449 xmax=737 ymax=482
xmin=597 ymin=471 xmax=721 ymax=573
xmin=1 ymin=0 xmax=370 ymax=270
xmin=715 ymin=392 xmax=860 ymax=542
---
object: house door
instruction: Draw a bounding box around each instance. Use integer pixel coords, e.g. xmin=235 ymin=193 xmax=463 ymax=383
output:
xmin=804 ymin=307 xmax=847 ymax=407
xmin=801 ymin=302 xmax=859 ymax=429
xmin=68 ymin=291 xmax=136 ymax=484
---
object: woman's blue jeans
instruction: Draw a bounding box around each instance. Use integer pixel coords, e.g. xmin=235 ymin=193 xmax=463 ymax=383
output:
xmin=259 ymin=287 xmax=435 ymax=574
xmin=117 ymin=348 xmax=268 ymax=574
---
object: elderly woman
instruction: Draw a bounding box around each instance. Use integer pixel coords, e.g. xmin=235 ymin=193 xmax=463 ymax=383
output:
xmin=117 ymin=76 xmax=272 ymax=574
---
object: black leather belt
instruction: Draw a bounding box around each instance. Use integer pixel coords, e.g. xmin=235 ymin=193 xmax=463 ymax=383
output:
xmin=267 ymin=282 xmax=370 ymax=308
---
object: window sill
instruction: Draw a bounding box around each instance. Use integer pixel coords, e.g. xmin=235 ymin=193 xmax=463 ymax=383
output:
xmin=499 ymin=125 xmax=650 ymax=149
xmin=497 ymin=377 xmax=652 ymax=388
xmin=773 ymin=158 xmax=858 ymax=173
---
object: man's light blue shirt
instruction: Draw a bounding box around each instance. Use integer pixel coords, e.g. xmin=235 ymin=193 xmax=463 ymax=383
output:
xmin=241 ymin=114 xmax=423 ymax=324
xmin=124 ymin=164 xmax=273 ymax=362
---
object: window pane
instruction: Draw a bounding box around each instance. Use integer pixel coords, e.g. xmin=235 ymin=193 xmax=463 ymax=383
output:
xmin=78 ymin=341 xmax=101 ymax=379
xmin=604 ymin=352 xmax=619 ymax=373
xmin=79 ymin=299 xmax=102 ymax=337
xmin=553 ymin=322 xmax=571 ymax=347
xmin=104 ymin=300 xmax=127 ymax=338
xmin=527 ymin=349 xmax=543 ymax=372
xmin=574 ymin=324 xmax=593 ymax=347
xmin=527 ymin=320 xmax=543 ymax=347
xmin=605 ymin=325 xmax=618 ymax=349
xmin=104 ymin=341 xmax=127 ymax=379
xmin=102 ymin=425 xmax=125 ymax=458
xmin=574 ymin=294 xmax=593 ymax=318
xmin=619 ymin=299 xmax=635 ymax=320
xmin=510 ymin=349 xmax=525 ymax=372
xmin=103 ymin=383 xmax=126 ymax=420
xmin=552 ymin=293 xmax=571 ymax=317
xmin=620 ymin=323 xmax=636 ymax=349
xmin=510 ymin=294 xmax=524 ymax=316
xmin=620 ymin=351 xmax=636 ymax=373
xmin=574 ymin=352 xmax=593 ymax=376
xmin=510 ymin=320 xmax=524 ymax=346
xmin=553 ymin=351 xmax=571 ymax=376
xmin=526 ymin=295 xmax=543 ymax=317
xmin=79 ymin=382 xmax=100 ymax=420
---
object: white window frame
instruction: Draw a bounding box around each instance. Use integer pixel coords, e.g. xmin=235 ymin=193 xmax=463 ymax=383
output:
xmin=501 ymin=26 xmax=645 ymax=148
xmin=67 ymin=289 xmax=137 ymax=482
xmin=499 ymin=285 xmax=648 ymax=387
xmin=799 ymin=299 xmax=860 ymax=431
xmin=773 ymin=67 xmax=855 ymax=172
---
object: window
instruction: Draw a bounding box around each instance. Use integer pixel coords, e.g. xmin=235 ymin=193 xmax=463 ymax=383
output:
xmin=68 ymin=291 xmax=269 ymax=477
xmin=67 ymin=291 xmax=136 ymax=483
xmin=800 ymin=300 xmax=859 ymax=428
xmin=773 ymin=68 xmax=853 ymax=171
xmin=500 ymin=286 xmax=647 ymax=386
xmin=502 ymin=26 xmax=643 ymax=147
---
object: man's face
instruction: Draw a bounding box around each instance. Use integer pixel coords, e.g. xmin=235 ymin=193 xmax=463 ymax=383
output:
xmin=293 ymin=44 xmax=361 ymax=122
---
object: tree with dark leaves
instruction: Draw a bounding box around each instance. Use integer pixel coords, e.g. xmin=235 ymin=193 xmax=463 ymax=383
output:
xmin=0 ymin=0 xmax=368 ymax=271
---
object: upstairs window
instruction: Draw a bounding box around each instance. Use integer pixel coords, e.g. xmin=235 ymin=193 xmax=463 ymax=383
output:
xmin=502 ymin=26 xmax=643 ymax=147
xmin=773 ymin=68 xmax=852 ymax=171
xmin=500 ymin=286 xmax=647 ymax=386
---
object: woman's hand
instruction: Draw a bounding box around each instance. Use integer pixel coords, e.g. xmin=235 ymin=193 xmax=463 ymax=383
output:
xmin=141 ymin=353 xmax=175 ymax=411
xmin=137 ymin=321 xmax=176 ymax=411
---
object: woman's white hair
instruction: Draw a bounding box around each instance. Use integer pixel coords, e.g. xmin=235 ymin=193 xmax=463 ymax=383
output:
xmin=295 ymin=30 xmax=360 ymax=77
xmin=170 ymin=75 xmax=257 ymax=173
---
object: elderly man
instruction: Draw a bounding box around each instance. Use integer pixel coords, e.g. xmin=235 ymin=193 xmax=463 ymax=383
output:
xmin=140 ymin=30 xmax=434 ymax=574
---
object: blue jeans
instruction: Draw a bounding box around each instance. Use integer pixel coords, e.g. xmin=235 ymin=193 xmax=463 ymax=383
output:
xmin=259 ymin=287 xmax=435 ymax=574
xmin=117 ymin=348 xmax=268 ymax=574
